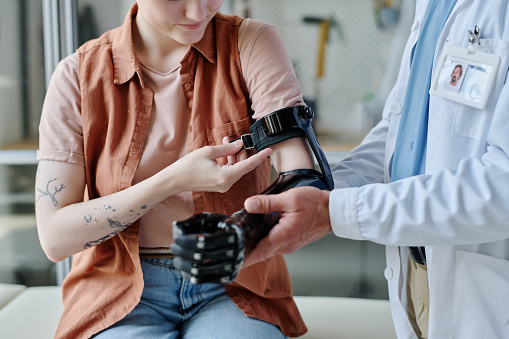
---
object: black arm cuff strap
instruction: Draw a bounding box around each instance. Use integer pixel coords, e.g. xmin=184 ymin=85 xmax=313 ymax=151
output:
xmin=242 ymin=106 xmax=334 ymax=190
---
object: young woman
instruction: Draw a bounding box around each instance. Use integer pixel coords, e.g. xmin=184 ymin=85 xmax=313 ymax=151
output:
xmin=36 ymin=1 xmax=313 ymax=338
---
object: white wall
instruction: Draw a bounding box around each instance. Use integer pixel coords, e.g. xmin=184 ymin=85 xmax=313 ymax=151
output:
xmin=0 ymin=1 xmax=22 ymax=147
xmin=77 ymin=0 xmax=134 ymax=35
xmin=26 ymin=0 xmax=45 ymax=139
xmin=0 ymin=0 xmax=45 ymax=144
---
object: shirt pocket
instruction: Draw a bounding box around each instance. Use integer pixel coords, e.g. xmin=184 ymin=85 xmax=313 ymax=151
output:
xmin=451 ymin=39 xmax=509 ymax=140
xmin=206 ymin=117 xmax=255 ymax=165
xmin=206 ymin=116 xmax=252 ymax=145
xmin=451 ymin=250 xmax=509 ymax=338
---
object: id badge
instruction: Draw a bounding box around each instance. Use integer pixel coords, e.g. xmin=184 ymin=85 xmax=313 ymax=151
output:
xmin=430 ymin=44 xmax=500 ymax=109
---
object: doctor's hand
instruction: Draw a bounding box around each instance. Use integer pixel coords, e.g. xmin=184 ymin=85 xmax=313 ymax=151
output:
xmin=169 ymin=140 xmax=271 ymax=193
xmin=243 ymin=186 xmax=332 ymax=267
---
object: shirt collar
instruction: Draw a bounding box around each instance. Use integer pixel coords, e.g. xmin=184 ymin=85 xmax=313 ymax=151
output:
xmin=190 ymin=16 xmax=217 ymax=64
xmin=111 ymin=3 xmax=143 ymax=86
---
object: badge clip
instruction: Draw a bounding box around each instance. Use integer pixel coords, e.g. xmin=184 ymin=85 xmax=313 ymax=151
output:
xmin=468 ymin=26 xmax=481 ymax=48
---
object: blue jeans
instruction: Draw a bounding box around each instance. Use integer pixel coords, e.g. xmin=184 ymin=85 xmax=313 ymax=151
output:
xmin=92 ymin=257 xmax=286 ymax=339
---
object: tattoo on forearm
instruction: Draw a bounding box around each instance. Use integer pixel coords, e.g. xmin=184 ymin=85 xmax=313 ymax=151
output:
xmin=83 ymin=219 xmax=132 ymax=249
xmin=84 ymin=230 xmax=122 ymax=249
xmin=106 ymin=217 xmax=129 ymax=228
xmin=83 ymin=204 xmax=148 ymax=249
xmin=84 ymin=214 xmax=98 ymax=224
xmin=36 ymin=178 xmax=66 ymax=206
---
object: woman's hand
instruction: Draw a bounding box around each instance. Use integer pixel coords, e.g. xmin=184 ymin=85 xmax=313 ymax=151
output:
xmin=223 ymin=136 xmax=248 ymax=165
xmin=168 ymin=139 xmax=271 ymax=193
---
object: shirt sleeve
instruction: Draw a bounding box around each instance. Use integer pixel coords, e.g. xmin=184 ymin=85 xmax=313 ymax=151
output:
xmin=37 ymin=53 xmax=85 ymax=166
xmin=238 ymin=19 xmax=305 ymax=119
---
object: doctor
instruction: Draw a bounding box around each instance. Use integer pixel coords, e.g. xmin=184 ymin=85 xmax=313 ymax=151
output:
xmin=243 ymin=0 xmax=509 ymax=338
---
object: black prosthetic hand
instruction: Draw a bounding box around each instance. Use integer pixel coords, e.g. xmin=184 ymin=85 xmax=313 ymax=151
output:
xmin=172 ymin=169 xmax=329 ymax=284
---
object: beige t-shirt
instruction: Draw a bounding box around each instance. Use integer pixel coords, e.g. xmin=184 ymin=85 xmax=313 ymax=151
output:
xmin=38 ymin=19 xmax=304 ymax=247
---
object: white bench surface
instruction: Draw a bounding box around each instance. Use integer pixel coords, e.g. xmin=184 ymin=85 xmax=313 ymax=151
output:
xmin=294 ymin=296 xmax=396 ymax=338
xmin=0 ymin=283 xmax=26 ymax=309
xmin=0 ymin=286 xmax=63 ymax=338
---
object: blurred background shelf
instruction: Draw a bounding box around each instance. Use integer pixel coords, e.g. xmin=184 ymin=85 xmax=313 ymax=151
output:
xmin=0 ymin=150 xmax=38 ymax=165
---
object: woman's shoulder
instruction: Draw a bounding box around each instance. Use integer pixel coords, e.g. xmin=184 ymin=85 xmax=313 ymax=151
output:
xmin=239 ymin=17 xmax=276 ymax=39
xmin=53 ymin=53 xmax=79 ymax=83
xmin=238 ymin=17 xmax=279 ymax=57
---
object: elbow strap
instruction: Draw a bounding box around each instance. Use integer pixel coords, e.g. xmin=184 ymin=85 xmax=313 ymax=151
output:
xmin=242 ymin=106 xmax=334 ymax=190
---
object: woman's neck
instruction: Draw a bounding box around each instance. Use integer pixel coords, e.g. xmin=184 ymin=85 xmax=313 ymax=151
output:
xmin=133 ymin=15 xmax=189 ymax=73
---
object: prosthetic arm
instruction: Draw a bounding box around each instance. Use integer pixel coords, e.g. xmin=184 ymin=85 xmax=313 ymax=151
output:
xmin=172 ymin=106 xmax=334 ymax=284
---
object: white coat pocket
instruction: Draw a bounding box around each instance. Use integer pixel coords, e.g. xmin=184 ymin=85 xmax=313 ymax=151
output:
xmin=451 ymin=39 xmax=509 ymax=140
xmin=452 ymin=250 xmax=509 ymax=338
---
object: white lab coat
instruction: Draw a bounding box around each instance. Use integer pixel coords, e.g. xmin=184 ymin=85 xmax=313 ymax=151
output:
xmin=329 ymin=0 xmax=509 ymax=338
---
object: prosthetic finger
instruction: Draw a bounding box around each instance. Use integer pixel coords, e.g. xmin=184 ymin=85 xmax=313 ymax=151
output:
xmin=173 ymin=230 xmax=238 ymax=251
xmin=174 ymin=257 xmax=238 ymax=275
xmin=173 ymin=213 xmax=229 ymax=234
xmin=174 ymin=257 xmax=242 ymax=284
xmin=171 ymin=242 xmax=241 ymax=261
xmin=179 ymin=270 xmax=238 ymax=285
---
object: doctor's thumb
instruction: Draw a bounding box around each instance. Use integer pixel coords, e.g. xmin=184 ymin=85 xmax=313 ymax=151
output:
xmin=244 ymin=196 xmax=262 ymax=213
xmin=245 ymin=195 xmax=282 ymax=214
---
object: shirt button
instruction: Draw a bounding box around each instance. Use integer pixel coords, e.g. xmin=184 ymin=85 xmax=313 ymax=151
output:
xmin=184 ymin=83 xmax=192 ymax=89
xmin=384 ymin=267 xmax=393 ymax=280
xmin=411 ymin=20 xmax=420 ymax=32
xmin=390 ymin=102 xmax=402 ymax=115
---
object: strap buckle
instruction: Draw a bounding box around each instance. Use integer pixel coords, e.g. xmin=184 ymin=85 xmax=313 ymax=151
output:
xmin=240 ymin=134 xmax=255 ymax=150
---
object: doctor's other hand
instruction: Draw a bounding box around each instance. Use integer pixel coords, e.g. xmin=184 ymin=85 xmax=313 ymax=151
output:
xmin=170 ymin=140 xmax=271 ymax=193
xmin=243 ymin=186 xmax=332 ymax=267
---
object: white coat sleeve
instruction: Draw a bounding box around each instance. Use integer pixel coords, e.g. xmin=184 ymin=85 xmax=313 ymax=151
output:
xmin=331 ymin=68 xmax=404 ymax=190
xmin=331 ymin=117 xmax=388 ymax=189
xmin=331 ymin=76 xmax=509 ymax=246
